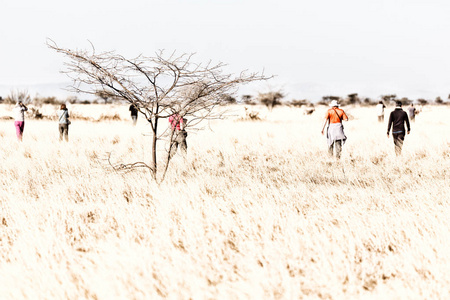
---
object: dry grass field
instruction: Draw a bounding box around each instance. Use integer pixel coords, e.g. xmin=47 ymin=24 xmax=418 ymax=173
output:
xmin=0 ymin=103 xmax=449 ymax=299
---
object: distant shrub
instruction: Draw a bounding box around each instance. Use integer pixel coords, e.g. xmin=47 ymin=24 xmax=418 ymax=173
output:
xmin=238 ymin=107 xmax=261 ymax=121
xmin=221 ymin=95 xmax=236 ymax=105
xmin=33 ymin=96 xmax=61 ymax=106
xmin=417 ymin=99 xmax=428 ymax=106
xmin=341 ymin=93 xmax=360 ymax=106
xmin=27 ymin=107 xmax=44 ymax=119
xmin=361 ymin=98 xmax=377 ymax=106
xmin=288 ymin=99 xmax=311 ymax=107
xmin=4 ymin=90 xmax=31 ymax=105
xmin=258 ymin=91 xmax=284 ymax=110
xmin=66 ymin=96 xmax=78 ymax=104
xmin=318 ymin=95 xmax=341 ymax=106
xmin=97 ymin=114 xmax=122 ymax=122
xmin=241 ymin=95 xmax=257 ymax=105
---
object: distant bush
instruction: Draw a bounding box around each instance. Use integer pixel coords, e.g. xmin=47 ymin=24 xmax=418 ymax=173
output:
xmin=417 ymin=99 xmax=428 ymax=106
xmin=288 ymin=99 xmax=311 ymax=107
xmin=238 ymin=107 xmax=261 ymax=121
xmin=241 ymin=95 xmax=257 ymax=105
xmin=317 ymin=95 xmax=341 ymax=106
xmin=4 ymin=90 xmax=32 ymax=105
xmin=221 ymin=95 xmax=237 ymax=105
xmin=96 ymin=114 xmax=122 ymax=122
xmin=27 ymin=107 xmax=44 ymax=119
xmin=257 ymin=91 xmax=284 ymax=110
xmin=341 ymin=93 xmax=360 ymax=106
xmin=33 ymin=96 xmax=61 ymax=106
xmin=66 ymin=96 xmax=79 ymax=104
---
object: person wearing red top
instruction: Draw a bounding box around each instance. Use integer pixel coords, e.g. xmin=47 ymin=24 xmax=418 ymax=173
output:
xmin=168 ymin=113 xmax=187 ymax=158
xmin=321 ymin=100 xmax=348 ymax=159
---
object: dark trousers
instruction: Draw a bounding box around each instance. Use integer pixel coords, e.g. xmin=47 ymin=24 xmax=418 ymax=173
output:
xmin=328 ymin=140 xmax=343 ymax=159
xmin=169 ymin=130 xmax=187 ymax=159
xmin=393 ymin=133 xmax=405 ymax=156
xmin=131 ymin=115 xmax=137 ymax=126
xmin=59 ymin=124 xmax=69 ymax=141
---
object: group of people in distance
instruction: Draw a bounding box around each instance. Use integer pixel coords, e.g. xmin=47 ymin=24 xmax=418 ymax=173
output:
xmin=322 ymin=100 xmax=414 ymax=158
xmin=13 ymin=102 xmax=70 ymax=142
xmin=11 ymin=100 xmax=413 ymax=159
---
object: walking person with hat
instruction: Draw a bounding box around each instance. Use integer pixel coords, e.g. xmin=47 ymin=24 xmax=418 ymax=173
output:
xmin=321 ymin=100 xmax=348 ymax=159
xmin=387 ymin=101 xmax=410 ymax=156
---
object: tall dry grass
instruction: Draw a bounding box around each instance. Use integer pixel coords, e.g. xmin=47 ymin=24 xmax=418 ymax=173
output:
xmin=0 ymin=104 xmax=449 ymax=299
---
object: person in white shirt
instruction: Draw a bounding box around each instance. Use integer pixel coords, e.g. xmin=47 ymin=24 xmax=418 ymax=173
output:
xmin=376 ymin=101 xmax=386 ymax=122
xmin=13 ymin=101 xmax=28 ymax=141
xmin=57 ymin=103 xmax=70 ymax=141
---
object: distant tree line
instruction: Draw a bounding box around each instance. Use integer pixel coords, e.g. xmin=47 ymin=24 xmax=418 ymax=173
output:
xmin=1 ymin=90 xmax=450 ymax=108
xmin=241 ymin=91 xmax=450 ymax=109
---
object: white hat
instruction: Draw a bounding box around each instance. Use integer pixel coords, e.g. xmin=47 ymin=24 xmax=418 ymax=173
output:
xmin=329 ymin=100 xmax=339 ymax=107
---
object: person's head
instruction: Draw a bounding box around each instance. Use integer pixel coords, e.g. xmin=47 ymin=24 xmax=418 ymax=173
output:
xmin=378 ymin=101 xmax=383 ymax=104
xmin=396 ymin=101 xmax=402 ymax=108
xmin=329 ymin=100 xmax=339 ymax=107
xmin=410 ymin=103 xmax=414 ymax=106
xmin=60 ymin=104 xmax=66 ymax=110
xmin=17 ymin=101 xmax=23 ymax=106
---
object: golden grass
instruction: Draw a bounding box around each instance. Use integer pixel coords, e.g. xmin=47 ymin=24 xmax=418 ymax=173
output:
xmin=0 ymin=104 xmax=449 ymax=299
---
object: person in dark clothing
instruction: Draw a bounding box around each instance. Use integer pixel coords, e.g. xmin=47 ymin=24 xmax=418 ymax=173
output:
xmin=129 ymin=104 xmax=138 ymax=126
xmin=387 ymin=101 xmax=411 ymax=156
xmin=407 ymin=104 xmax=416 ymax=122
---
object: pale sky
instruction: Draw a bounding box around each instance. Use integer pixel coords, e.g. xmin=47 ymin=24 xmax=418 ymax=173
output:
xmin=1 ymin=0 xmax=449 ymax=101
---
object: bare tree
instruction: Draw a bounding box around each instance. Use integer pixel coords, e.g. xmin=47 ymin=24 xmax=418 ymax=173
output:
xmin=47 ymin=40 xmax=269 ymax=182
xmin=95 ymin=90 xmax=111 ymax=104
xmin=4 ymin=89 xmax=32 ymax=105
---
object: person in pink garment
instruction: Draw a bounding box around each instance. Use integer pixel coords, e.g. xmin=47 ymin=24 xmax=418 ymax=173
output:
xmin=13 ymin=101 xmax=28 ymax=141
xmin=168 ymin=113 xmax=187 ymax=158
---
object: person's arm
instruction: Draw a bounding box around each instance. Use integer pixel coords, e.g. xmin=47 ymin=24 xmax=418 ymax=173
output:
xmin=321 ymin=113 xmax=329 ymax=135
xmin=21 ymin=103 xmax=28 ymax=111
xmin=342 ymin=111 xmax=348 ymax=121
xmin=405 ymin=112 xmax=411 ymax=134
xmin=387 ymin=112 xmax=393 ymax=137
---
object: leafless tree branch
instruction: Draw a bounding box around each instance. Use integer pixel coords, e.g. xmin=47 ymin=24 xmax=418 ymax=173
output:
xmin=48 ymin=40 xmax=271 ymax=181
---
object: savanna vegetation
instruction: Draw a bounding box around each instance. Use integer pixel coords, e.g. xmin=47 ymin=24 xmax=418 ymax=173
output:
xmin=0 ymin=103 xmax=448 ymax=299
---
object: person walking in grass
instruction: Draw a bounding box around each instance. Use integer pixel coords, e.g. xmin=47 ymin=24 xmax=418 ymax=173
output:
xmin=376 ymin=101 xmax=386 ymax=122
xmin=129 ymin=103 xmax=138 ymax=126
xmin=57 ymin=103 xmax=70 ymax=141
xmin=13 ymin=101 xmax=28 ymax=142
xmin=321 ymin=100 xmax=348 ymax=159
xmin=168 ymin=113 xmax=187 ymax=159
xmin=407 ymin=103 xmax=416 ymax=122
xmin=387 ymin=101 xmax=410 ymax=156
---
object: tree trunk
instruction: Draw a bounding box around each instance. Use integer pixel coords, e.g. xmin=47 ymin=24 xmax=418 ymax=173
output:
xmin=151 ymin=118 xmax=158 ymax=180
